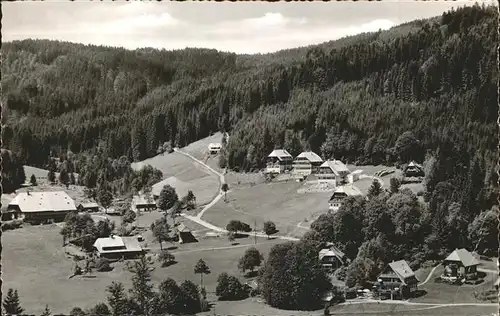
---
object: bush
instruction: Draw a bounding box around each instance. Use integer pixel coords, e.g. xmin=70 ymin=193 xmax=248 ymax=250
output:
xmin=416 ymin=190 xmax=424 ymax=196
xmin=334 ymin=266 xmax=348 ymax=281
xmin=96 ymin=258 xmax=112 ymax=272
xmin=1 ymin=219 xmax=23 ymax=231
xmin=215 ymin=273 xmax=249 ymax=301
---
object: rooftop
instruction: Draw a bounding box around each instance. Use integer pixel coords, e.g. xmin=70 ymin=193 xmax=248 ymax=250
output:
xmin=79 ymin=202 xmax=99 ymax=209
xmin=381 ymin=260 xmax=416 ymax=281
xmin=329 ymin=185 xmax=363 ymax=200
xmin=93 ymin=235 xmax=143 ymax=253
xmin=319 ymin=245 xmax=345 ymax=261
xmin=320 ymin=160 xmax=350 ymax=174
xmin=177 ymin=223 xmax=192 ymax=233
xmin=8 ymin=191 xmax=77 ymax=213
xmin=444 ymin=248 xmax=479 ymax=267
xmin=268 ymin=149 xmax=293 ymax=159
xmin=132 ymin=194 xmax=155 ymax=206
xmin=295 ymin=151 xmax=323 ymax=163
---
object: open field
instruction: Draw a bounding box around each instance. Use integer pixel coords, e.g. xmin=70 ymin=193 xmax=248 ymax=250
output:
xmin=179 ymin=132 xmax=223 ymax=161
xmin=202 ymin=181 xmax=331 ymax=238
xmin=329 ymin=302 xmax=498 ymax=315
xmin=2 ymin=224 xmax=287 ymax=314
xmin=131 ymin=150 xmax=219 ymax=206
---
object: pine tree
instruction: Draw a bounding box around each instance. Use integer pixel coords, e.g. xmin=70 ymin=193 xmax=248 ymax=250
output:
xmin=368 ymin=179 xmax=382 ymax=198
xmin=30 ymin=174 xmax=37 ymax=186
xmin=59 ymin=169 xmax=70 ymax=188
xmin=107 ymin=282 xmax=128 ymax=316
xmin=41 ymin=305 xmax=51 ymax=316
xmin=128 ymin=256 xmax=154 ymax=316
xmin=3 ymin=288 xmax=24 ymax=315
xmin=48 ymin=170 xmax=56 ymax=183
xmin=194 ymin=259 xmax=211 ymax=289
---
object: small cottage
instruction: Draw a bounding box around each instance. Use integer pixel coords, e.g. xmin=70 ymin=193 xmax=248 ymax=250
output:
xmin=328 ymin=185 xmax=363 ymax=212
xmin=375 ymin=260 xmax=419 ymax=298
xmin=403 ymin=161 xmax=424 ymax=177
xmin=443 ymin=248 xmax=479 ymax=280
xmin=208 ymin=143 xmax=222 ymax=155
xmin=177 ymin=223 xmax=198 ymax=244
xmin=132 ymin=195 xmax=157 ymax=212
xmin=77 ymin=202 xmax=100 ymax=213
xmin=292 ymin=151 xmax=323 ymax=176
xmin=319 ymin=245 xmax=346 ymax=271
xmin=266 ymin=149 xmax=293 ymax=174
xmin=93 ymin=235 xmax=144 ymax=259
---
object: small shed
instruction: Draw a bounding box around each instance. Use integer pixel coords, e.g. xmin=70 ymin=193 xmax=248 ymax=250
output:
xmin=177 ymin=223 xmax=198 ymax=244
xmin=403 ymin=161 xmax=424 ymax=177
xmin=77 ymin=202 xmax=100 ymax=213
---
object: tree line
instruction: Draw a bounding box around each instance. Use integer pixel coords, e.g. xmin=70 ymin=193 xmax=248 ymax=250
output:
xmin=2 ymin=5 xmax=496 ymax=184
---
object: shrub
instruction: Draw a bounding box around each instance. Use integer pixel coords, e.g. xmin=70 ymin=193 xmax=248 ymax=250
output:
xmin=96 ymin=258 xmax=112 ymax=272
xmin=334 ymin=266 xmax=348 ymax=281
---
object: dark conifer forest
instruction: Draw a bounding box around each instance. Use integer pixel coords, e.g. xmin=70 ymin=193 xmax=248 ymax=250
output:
xmin=1 ymin=5 xmax=497 ymax=200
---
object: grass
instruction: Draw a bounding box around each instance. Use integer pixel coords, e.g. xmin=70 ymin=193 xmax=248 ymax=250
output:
xmin=202 ymin=181 xmax=331 ymax=238
xmin=131 ymin=151 xmax=219 ymax=206
xmin=329 ymin=303 xmax=498 ymax=315
xmin=2 ymin=224 xmax=287 ymax=314
xmin=412 ymin=266 xmax=498 ymax=304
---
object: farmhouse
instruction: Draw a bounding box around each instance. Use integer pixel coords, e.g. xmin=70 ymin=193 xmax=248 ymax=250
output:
xmin=266 ymin=149 xmax=293 ymax=174
xmin=442 ymin=248 xmax=479 ymax=280
xmin=7 ymin=191 xmax=76 ymax=224
xmin=328 ymin=185 xmax=363 ymax=212
xmin=132 ymin=195 xmax=157 ymax=212
xmin=77 ymin=202 xmax=100 ymax=213
xmin=177 ymin=223 xmax=198 ymax=244
xmin=93 ymin=235 xmax=144 ymax=259
xmin=375 ymin=260 xmax=419 ymax=299
xmin=292 ymin=151 xmax=323 ymax=177
xmin=318 ymin=245 xmax=346 ymax=271
xmin=317 ymin=160 xmax=351 ymax=185
xmin=208 ymin=143 xmax=222 ymax=155
xmin=403 ymin=161 xmax=424 ymax=177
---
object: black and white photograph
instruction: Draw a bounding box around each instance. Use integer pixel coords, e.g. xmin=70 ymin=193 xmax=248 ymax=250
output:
xmin=1 ymin=1 xmax=499 ymax=315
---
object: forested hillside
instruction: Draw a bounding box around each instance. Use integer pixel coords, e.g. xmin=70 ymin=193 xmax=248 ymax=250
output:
xmin=2 ymin=5 xmax=497 ymax=194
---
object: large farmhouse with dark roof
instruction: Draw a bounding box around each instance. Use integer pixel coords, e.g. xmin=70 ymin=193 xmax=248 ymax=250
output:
xmin=7 ymin=191 xmax=77 ymax=224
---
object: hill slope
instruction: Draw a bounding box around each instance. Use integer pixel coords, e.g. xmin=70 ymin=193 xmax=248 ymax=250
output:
xmin=1 ymin=5 xmax=497 ymax=199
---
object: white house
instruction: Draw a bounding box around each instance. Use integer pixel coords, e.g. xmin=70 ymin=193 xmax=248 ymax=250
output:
xmin=266 ymin=149 xmax=293 ymax=174
xmin=347 ymin=170 xmax=363 ymax=184
xmin=292 ymin=151 xmax=323 ymax=177
xmin=328 ymin=185 xmax=363 ymax=212
xmin=317 ymin=160 xmax=351 ymax=185
xmin=208 ymin=143 xmax=222 ymax=155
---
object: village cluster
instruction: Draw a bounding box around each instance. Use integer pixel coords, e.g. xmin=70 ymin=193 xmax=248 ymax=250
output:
xmin=5 ymin=139 xmax=490 ymax=306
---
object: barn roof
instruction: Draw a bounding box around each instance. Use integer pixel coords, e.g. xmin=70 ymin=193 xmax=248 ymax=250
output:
xmin=8 ymin=191 xmax=76 ymax=213
xmin=295 ymin=151 xmax=323 ymax=163
xmin=444 ymin=249 xmax=479 ymax=267
xmin=387 ymin=260 xmax=416 ymax=280
xmin=93 ymin=235 xmax=143 ymax=253
xmin=329 ymin=185 xmax=363 ymax=201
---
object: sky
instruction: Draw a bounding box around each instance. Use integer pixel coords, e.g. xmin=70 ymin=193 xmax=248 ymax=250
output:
xmin=2 ymin=0 xmax=493 ymax=54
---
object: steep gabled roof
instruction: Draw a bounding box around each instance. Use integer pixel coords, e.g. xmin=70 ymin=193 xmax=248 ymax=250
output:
xmin=319 ymin=245 xmax=345 ymax=261
xmin=9 ymin=191 xmax=76 ymax=213
xmin=295 ymin=151 xmax=323 ymax=163
xmin=389 ymin=260 xmax=416 ymax=280
xmin=268 ymin=149 xmax=293 ymax=160
xmin=444 ymin=249 xmax=479 ymax=267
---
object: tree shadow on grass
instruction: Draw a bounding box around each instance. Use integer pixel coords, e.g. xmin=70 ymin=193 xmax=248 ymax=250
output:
xmin=161 ymin=261 xmax=178 ymax=268
xmin=414 ymin=289 xmax=427 ymax=298
xmin=235 ymin=233 xmax=250 ymax=239
xmin=166 ymin=245 xmax=178 ymax=250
